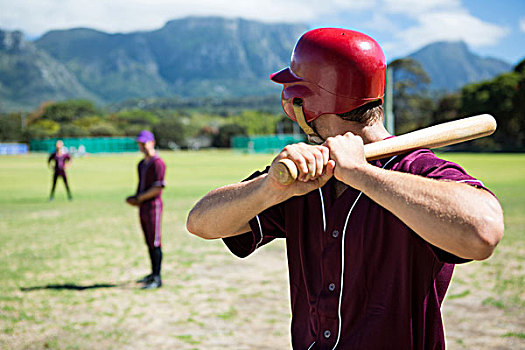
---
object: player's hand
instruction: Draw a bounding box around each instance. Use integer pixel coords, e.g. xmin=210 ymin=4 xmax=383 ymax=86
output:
xmin=323 ymin=132 xmax=370 ymax=187
xmin=126 ymin=195 xmax=139 ymax=206
xmin=267 ymin=143 xmax=335 ymax=197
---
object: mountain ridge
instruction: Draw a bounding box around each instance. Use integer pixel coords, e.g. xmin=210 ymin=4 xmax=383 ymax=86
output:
xmin=0 ymin=18 xmax=514 ymax=112
xmin=408 ymin=41 xmax=511 ymax=91
xmin=0 ymin=30 xmax=100 ymax=111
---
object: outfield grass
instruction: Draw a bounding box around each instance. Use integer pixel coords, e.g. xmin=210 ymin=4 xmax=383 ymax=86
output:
xmin=0 ymin=151 xmax=523 ymax=349
xmin=440 ymin=154 xmax=525 ymax=303
xmin=443 ymin=153 xmax=525 ymax=258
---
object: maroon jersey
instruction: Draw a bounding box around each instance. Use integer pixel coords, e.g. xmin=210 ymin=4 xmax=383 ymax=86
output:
xmin=48 ymin=152 xmax=71 ymax=173
xmin=136 ymin=155 xmax=166 ymax=203
xmin=224 ymin=150 xmax=491 ymax=350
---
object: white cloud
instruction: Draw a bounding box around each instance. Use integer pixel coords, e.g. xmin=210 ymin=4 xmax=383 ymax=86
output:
xmin=378 ymin=1 xmax=509 ymax=57
xmin=395 ymin=11 xmax=509 ymax=52
xmin=0 ymin=0 xmax=376 ymax=36
xmin=360 ymin=12 xmax=401 ymax=33
xmin=520 ymin=17 xmax=525 ymax=32
xmin=0 ymin=0 xmax=510 ymax=60
xmin=383 ymin=0 xmax=462 ymax=16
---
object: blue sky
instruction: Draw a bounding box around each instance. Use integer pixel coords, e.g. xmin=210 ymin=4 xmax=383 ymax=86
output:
xmin=1 ymin=0 xmax=523 ymax=64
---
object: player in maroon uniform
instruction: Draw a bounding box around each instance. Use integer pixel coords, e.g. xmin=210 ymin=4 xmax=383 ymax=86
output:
xmin=186 ymin=29 xmax=504 ymax=349
xmin=126 ymin=130 xmax=166 ymax=289
xmin=48 ymin=140 xmax=72 ymax=201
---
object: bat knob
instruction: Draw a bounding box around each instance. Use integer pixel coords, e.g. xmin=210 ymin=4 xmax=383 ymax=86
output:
xmin=275 ymin=159 xmax=298 ymax=185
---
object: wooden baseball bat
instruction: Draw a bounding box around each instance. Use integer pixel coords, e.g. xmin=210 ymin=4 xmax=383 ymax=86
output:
xmin=274 ymin=114 xmax=497 ymax=185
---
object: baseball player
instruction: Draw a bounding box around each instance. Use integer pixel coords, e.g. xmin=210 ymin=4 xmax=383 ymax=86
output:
xmin=186 ymin=28 xmax=504 ymax=349
xmin=48 ymin=140 xmax=72 ymax=201
xmin=126 ymin=130 xmax=166 ymax=289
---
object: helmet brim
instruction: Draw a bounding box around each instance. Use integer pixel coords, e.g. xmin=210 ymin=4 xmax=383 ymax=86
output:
xmin=270 ymin=68 xmax=303 ymax=84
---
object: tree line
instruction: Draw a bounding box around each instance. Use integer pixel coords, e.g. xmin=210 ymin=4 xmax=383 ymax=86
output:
xmin=1 ymin=57 xmax=523 ymax=151
xmin=390 ymin=57 xmax=525 ymax=151
xmin=0 ymin=98 xmax=291 ymax=149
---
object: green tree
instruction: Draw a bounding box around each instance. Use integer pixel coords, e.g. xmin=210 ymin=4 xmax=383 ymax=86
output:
xmin=72 ymin=116 xmax=104 ymax=129
xmin=514 ymin=58 xmax=525 ymax=74
xmin=88 ymin=122 xmax=122 ymax=136
xmin=112 ymin=109 xmax=159 ymax=126
xmin=41 ymin=100 xmax=99 ymax=123
xmin=433 ymin=93 xmax=462 ymax=123
xmin=123 ymin=124 xmax=149 ymax=137
xmin=0 ymin=113 xmax=23 ymax=141
xmin=461 ymin=72 xmax=523 ymax=150
xmin=389 ymin=58 xmax=433 ymax=134
xmin=513 ymin=58 xmax=525 ymax=149
xmin=23 ymin=119 xmax=60 ymax=141
xmin=228 ymin=111 xmax=280 ymax=135
xmin=152 ymin=115 xmax=200 ymax=149
xmin=57 ymin=124 xmax=90 ymax=137
xmin=213 ymin=123 xmax=247 ymax=148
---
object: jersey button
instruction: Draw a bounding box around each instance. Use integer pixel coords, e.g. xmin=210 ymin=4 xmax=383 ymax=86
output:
xmin=328 ymin=283 xmax=336 ymax=292
xmin=331 ymin=230 xmax=339 ymax=238
xmin=324 ymin=330 xmax=331 ymax=338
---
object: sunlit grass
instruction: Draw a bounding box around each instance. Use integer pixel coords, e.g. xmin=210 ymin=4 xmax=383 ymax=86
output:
xmin=0 ymin=150 xmax=523 ymax=349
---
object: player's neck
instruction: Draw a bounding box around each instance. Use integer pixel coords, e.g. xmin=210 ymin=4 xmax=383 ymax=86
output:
xmin=144 ymin=150 xmax=156 ymax=160
xmin=358 ymin=123 xmax=391 ymax=144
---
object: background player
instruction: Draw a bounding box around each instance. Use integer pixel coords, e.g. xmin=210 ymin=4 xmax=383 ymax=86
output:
xmin=186 ymin=28 xmax=505 ymax=349
xmin=48 ymin=140 xmax=72 ymax=201
xmin=126 ymin=130 xmax=166 ymax=290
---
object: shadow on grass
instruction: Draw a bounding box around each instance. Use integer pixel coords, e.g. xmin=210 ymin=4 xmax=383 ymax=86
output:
xmin=20 ymin=282 xmax=128 ymax=291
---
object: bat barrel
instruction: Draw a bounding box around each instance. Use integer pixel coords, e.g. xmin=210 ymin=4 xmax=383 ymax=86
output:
xmin=364 ymin=114 xmax=496 ymax=160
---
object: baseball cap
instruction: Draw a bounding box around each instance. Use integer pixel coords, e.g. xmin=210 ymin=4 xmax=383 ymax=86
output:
xmin=136 ymin=130 xmax=155 ymax=143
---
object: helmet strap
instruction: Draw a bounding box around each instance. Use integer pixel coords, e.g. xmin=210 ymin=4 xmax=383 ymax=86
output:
xmin=292 ymin=100 xmax=324 ymax=144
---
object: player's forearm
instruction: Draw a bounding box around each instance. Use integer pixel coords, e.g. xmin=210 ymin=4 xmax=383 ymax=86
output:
xmin=187 ymin=174 xmax=286 ymax=239
xmin=137 ymin=186 xmax=162 ymax=203
xmin=350 ymin=165 xmax=504 ymax=260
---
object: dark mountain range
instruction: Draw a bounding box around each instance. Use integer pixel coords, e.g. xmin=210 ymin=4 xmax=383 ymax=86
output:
xmin=34 ymin=17 xmax=306 ymax=102
xmin=0 ymin=18 xmax=514 ymax=112
xmin=408 ymin=41 xmax=511 ymax=91
xmin=0 ymin=30 xmax=99 ymax=111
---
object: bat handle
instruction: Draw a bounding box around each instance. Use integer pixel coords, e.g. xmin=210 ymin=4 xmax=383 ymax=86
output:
xmin=275 ymin=159 xmax=298 ymax=185
xmin=275 ymin=114 xmax=497 ymax=185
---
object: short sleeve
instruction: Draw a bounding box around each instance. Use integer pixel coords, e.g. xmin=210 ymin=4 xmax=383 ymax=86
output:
xmin=396 ymin=150 xmax=494 ymax=264
xmin=152 ymin=158 xmax=166 ymax=187
xmin=402 ymin=150 xmax=488 ymax=189
xmin=222 ymin=167 xmax=286 ymax=258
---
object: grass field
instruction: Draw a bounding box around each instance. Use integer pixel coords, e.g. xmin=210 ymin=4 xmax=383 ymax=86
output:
xmin=0 ymin=150 xmax=523 ymax=349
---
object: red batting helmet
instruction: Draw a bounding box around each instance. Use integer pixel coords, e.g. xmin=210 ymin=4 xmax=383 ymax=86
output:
xmin=270 ymin=28 xmax=386 ymax=123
